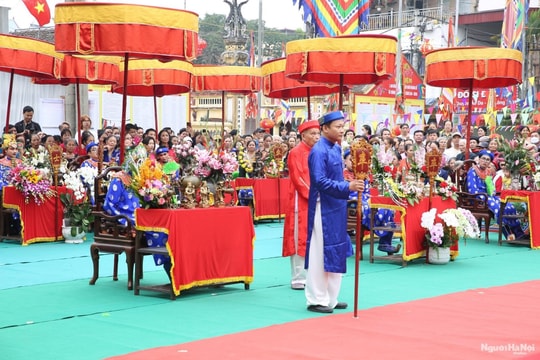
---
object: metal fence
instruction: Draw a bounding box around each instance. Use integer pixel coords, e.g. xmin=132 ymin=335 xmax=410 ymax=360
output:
xmin=365 ymin=7 xmax=444 ymax=31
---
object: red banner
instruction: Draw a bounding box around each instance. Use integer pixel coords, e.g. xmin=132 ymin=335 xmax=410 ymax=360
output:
xmin=453 ymin=86 xmax=518 ymax=114
xmin=366 ymin=56 xmax=424 ymax=100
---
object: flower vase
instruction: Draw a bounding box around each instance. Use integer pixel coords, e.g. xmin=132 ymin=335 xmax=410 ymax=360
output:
xmin=62 ymin=219 xmax=86 ymax=244
xmin=510 ymin=173 xmax=522 ymax=190
xmin=376 ymin=180 xmax=385 ymax=195
xmin=428 ymin=247 xmax=450 ymax=265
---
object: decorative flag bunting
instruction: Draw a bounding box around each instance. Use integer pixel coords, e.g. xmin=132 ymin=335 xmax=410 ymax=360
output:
xmin=22 ymin=0 xmax=51 ymax=26
xmin=510 ymin=113 xmax=518 ymax=124
xmin=292 ymin=0 xmax=363 ymax=37
xmin=521 ymin=112 xmax=529 ymax=125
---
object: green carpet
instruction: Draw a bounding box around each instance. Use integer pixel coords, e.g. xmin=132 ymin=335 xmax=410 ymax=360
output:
xmin=0 ymin=222 xmax=539 ymax=360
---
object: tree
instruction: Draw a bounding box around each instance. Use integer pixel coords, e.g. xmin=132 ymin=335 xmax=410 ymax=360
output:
xmin=195 ymin=13 xmax=305 ymax=64
xmin=527 ymin=9 xmax=540 ymax=47
xmin=194 ymin=14 xmax=227 ymax=64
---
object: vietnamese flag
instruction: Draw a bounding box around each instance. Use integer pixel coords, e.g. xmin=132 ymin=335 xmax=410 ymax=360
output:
xmin=22 ymin=0 xmax=51 ymax=27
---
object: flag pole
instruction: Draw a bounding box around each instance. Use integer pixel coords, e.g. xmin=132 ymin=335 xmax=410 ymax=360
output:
xmin=256 ymin=0 xmax=263 ymax=125
xmin=394 ymin=0 xmax=403 ymax=123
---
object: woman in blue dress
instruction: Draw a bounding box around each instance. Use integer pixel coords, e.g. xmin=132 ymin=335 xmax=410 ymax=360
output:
xmin=466 ymin=150 xmax=525 ymax=240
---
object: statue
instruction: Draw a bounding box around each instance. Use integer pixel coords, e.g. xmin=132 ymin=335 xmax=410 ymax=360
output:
xmin=215 ymin=180 xmax=226 ymax=207
xmin=199 ymin=181 xmax=210 ymax=208
xmin=182 ymin=182 xmax=197 ymax=209
xmin=223 ymin=0 xmax=249 ymax=39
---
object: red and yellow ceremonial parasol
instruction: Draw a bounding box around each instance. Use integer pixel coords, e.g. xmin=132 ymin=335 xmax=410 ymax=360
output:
xmin=0 ymin=34 xmax=63 ymax=132
xmin=33 ymin=55 xmax=120 ymax=149
xmin=425 ymin=47 xmax=522 ymax=159
xmin=261 ymin=57 xmax=344 ymax=120
xmin=112 ymin=59 xmax=193 ymax=132
xmin=284 ymin=34 xmax=398 ymax=318
xmin=191 ymin=65 xmax=261 ymax=141
xmin=54 ymin=2 xmax=198 ymax=164
xmin=285 ymin=35 xmax=397 ymax=109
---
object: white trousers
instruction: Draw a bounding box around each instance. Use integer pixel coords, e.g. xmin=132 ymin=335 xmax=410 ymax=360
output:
xmin=290 ymin=192 xmax=306 ymax=286
xmin=305 ymin=201 xmax=342 ymax=308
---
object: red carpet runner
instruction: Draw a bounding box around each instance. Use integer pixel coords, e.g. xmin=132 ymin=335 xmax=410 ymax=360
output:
xmin=109 ymin=281 xmax=540 ymax=359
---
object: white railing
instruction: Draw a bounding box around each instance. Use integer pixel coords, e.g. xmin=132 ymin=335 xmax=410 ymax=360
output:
xmin=365 ymin=7 xmax=443 ymax=31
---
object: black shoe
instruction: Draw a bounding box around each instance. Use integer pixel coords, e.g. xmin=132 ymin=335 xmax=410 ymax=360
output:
xmin=378 ymin=243 xmax=401 ymax=255
xmin=307 ymin=305 xmax=334 ymax=313
xmin=334 ymin=302 xmax=348 ymax=310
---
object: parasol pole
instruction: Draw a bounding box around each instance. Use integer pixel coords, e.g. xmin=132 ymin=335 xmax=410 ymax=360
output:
xmin=354 ymin=194 xmax=361 ymax=316
xmin=338 ymin=74 xmax=344 ymax=110
xmin=76 ymin=79 xmax=82 ymax=152
xmin=4 ymin=69 xmax=14 ymax=133
xmin=277 ymin=169 xmax=282 ymax=222
xmin=465 ymin=82 xmax=473 ymax=160
xmin=119 ymin=53 xmax=129 ymax=165
xmin=221 ymin=91 xmax=226 ymax=151
xmin=307 ymin=87 xmax=312 ymax=120
xmin=153 ymin=92 xmax=159 ymax=131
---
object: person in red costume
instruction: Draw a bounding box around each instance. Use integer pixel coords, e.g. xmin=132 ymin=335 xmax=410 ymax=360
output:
xmin=282 ymin=120 xmax=320 ymax=290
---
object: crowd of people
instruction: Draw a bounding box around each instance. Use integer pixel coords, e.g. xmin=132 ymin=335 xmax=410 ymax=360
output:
xmin=0 ymin=106 xmax=532 ymax=312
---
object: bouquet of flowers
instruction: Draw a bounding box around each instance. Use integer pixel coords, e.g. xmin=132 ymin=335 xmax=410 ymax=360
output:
xmin=372 ymin=143 xmax=393 ymax=185
xmin=194 ymin=149 xmax=239 ymax=182
xmin=8 ymin=164 xmax=55 ymax=205
xmin=410 ymin=152 xmax=427 ymax=180
xmin=421 ymin=207 xmax=480 ymax=249
xmin=499 ymin=138 xmax=534 ymax=175
xmin=434 ymin=176 xmax=459 ymax=201
xmin=237 ymin=146 xmax=254 ymax=175
xmin=23 ymin=147 xmax=51 ymax=179
xmin=60 ymin=167 xmax=97 ymax=235
xmin=129 ymin=159 xmax=175 ymax=209
xmin=385 ymin=177 xmax=424 ymax=206
xmin=173 ymin=142 xmax=197 ymax=172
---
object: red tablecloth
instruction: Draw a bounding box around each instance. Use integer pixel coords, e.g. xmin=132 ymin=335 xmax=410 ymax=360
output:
xmin=2 ymin=186 xmax=67 ymax=245
xmin=369 ymin=196 xmax=457 ymax=261
xmin=500 ymin=190 xmax=539 ymax=249
xmin=135 ymin=206 xmax=255 ymax=296
xmin=234 ymin=178 xmax=289 ymax=221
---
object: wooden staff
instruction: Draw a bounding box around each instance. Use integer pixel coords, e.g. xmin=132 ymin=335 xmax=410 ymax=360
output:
xmin=350 ymin=139 xmax=373 ymax=319
xmin=424 ymin=147 xmax=442 ymax=263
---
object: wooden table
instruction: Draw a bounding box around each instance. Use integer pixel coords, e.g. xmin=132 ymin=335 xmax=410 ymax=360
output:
xmin=2 ymin=186 xmax=67 ymax=245
xmin=134 ymin=206 xmax=255 ymax=296
xmin=234 ymin=178 xmax=289 ymax=221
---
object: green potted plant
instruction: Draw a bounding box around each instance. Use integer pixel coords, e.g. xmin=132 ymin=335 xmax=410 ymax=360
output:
xmin=60 ymin=192 xmax=94 ymax=241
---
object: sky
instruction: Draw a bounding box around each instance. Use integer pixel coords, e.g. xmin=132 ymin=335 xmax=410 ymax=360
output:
xmin=3 ymin=0 xmax=306 ymax=30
